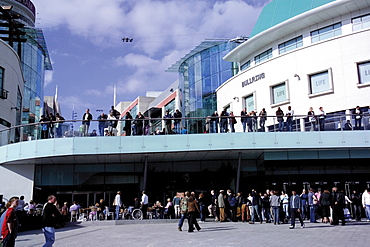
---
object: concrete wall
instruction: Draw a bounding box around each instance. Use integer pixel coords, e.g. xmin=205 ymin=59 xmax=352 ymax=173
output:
xmin=0 ymin=164 xmax=34 ymax=203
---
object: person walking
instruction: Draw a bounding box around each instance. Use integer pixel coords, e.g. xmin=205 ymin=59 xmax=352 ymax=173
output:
xmin=42 ymin=195 xmax=61 ymax=247
xmin=187 ymin=196 xmax=201 ymax=232
xmin=289 ymin=190 xmax=304 ymax=229
xmin=178 ymin=191 xmax=190 ymax=231
xmin=1 ymin=196 xmax=19 ymax=247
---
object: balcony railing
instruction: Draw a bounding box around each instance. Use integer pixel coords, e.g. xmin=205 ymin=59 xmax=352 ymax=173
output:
xmin=0 ymin=114 xmax=369 ymax=147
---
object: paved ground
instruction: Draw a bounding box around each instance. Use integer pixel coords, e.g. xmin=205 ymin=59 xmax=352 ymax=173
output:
xmin=16 ymin=219 xmax=370 ymax=247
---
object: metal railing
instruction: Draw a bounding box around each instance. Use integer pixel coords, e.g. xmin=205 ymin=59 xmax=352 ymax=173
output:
xmin=0 ymin=114 xmax=369 ymax=147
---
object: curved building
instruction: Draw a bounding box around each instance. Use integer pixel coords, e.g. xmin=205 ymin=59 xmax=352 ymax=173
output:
xmin=0 ymin=39 xmax=24 ymax=143
xmin=167 ymin=40 xmax=242 ymax=133
xmin=219 ymin=0 xmax=370 ymax=132
xmin=0 ymin=0 xmax=52 ymax=140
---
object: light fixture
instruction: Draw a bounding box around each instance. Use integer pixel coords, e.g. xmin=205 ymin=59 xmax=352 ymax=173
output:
xmin=294 ymin=74 xmax=300 ymax=80
xmin=0 ymin=5 xmax=13 ymax=11
xmin=233 ymin=97 xmax=239 ymax=102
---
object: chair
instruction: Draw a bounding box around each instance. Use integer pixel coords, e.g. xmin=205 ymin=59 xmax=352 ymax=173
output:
xmin=70 ymin=210 xmax=78 ymax=222
xmin=105 ymin=206 xmax=114 ymax=220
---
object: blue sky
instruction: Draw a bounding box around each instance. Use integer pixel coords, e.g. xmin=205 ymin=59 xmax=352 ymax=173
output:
xmin=32 ymin=0 xmax=271 ymax=119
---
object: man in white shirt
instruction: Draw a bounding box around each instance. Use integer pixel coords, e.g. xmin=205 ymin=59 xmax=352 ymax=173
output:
xmin=141 ymin=191 xmax=149 ymax=219
xmin=362 ymin=189 xmax=370 ymax=222
xmin=113 ymin=191 xmax=122 ymax=220
xmin=285 ymin=106 xmax=294 ymax=131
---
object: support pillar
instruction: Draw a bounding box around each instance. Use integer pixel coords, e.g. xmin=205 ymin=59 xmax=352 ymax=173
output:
xmin=143 ymin=155 xmax=148 ymax=191
xmin=236 ymin=152 xmax=241 ymax=193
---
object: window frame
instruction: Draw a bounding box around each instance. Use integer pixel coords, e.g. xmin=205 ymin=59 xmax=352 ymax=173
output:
xmin=254 ymin=48 xmax=273 ymax=65
xmin=278 ymin=36 xmax=303 ymax=54
xmin=270 ymin=80 xmax=290 ymax=107
xmin=307 ymin=68 xmax=334 ymax=97
xmin=357 ymin=60 xmax=370 ymax=87
xmin=310 ymin=23 xmax=342 ymax=43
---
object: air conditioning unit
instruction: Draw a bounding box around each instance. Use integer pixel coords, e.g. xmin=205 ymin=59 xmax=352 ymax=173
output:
xmin=0 ymin=89 xmax=8 ymax=99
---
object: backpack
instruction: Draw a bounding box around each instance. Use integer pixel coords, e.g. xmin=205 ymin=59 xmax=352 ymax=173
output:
xmin=180 ymin=197 xmax=188 ymax=213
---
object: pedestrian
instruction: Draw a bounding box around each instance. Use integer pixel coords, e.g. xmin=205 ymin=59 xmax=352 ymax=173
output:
xmin=259 ymin=108 xmax=267 ymax=132
xmin=318 ymin=107 xmax=326 ymax=131
xmin=164 ymin=110 xmax=172 ymax=134
xmin=285 ymin=106 xmax=294 ymax=131
xmin=330 ymin=187 xmax=345 ymax=226
xmin=270 ymin=191 xmax=280 ymax=225
xmin=42 ymin=195 xmax=61 ymax=247
xmin=1 ymin=196 xmax=19 ymax=247
xmin=97 ymin=113 xmax=108 ymax=136
xmin=354 ymin=106 xmax=363 ymax=130
xmin=173 ymin=109 xmax=182 ymax=134
xmin=276 ymin=107 xmax=284 ymax=131
xmin=187 ymin=196 xmax=201 ymax=232
xmin=229 ymin=112 xmax=236 ymax=133
xmin=241 ymin=108 xmax=248 ymax=132
xmin=289 ymin=190 xmax=304 ymax=229
xmin=218 ymin=190 xmax=226 ymax=222
xmin=113 ymin=191 xmax=122 ymax=220
xmin=141 ymin=191 xmax=149 ymax=219
xmin=82 ymin=109 xmax=93 ymax=137
xmin=308 ymin=107 xmax=316 ymax=131
xmin=178 ymin=191 xmax=190 ymax=231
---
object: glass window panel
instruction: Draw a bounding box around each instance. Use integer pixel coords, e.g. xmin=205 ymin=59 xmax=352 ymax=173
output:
xmin=311 ymin=23 xmax=341 ymax=43
xmin=310 ymin=71 xmax=330 ymax=94
xmin=241 ymin=60 xmax=250 ymax=71
xmin=358 ymin=62 xmax=370 ymax=84
xmin=272 ymin=83 xmax=287 ymax=104
xmin=202 ymin=57 xmax=210 ymax=78
xmin=245 ymin=94 xmax=254 ymax=112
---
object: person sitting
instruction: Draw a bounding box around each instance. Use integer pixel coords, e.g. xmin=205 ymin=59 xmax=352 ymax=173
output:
xmin=89 ymin=204 xmax=99 ymax=221
xmin=153 ymin=201 xmax=164 ymax=219
xmin=164 ymin=198 xmax=174 ymax=219
xmin=343 ymin=120 xmax=353 ymax=130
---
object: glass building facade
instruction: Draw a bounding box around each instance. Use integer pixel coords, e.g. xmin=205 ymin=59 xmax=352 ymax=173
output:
xmin=0 ymin=1 xmax=52 ymax=140
xmin=173 ymin=41 xmax=239 ymax=133
xmin=18 ymin=28 xmax=52 ymax=139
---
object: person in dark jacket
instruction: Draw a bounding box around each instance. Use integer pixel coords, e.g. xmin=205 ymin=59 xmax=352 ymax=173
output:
xmin=250 ymin=190 xmax=262 ymax=224
xmin=42 ymin=195 xmax=61 ymax=247
xmin=289 ymin=190 xmax=304 ymax=229
xmin=331 ymin=187 xmax=345 ymax=226
xmin=123 ymin=112 xmax=133 ymax=136
xmin=319 ymin=189 xmax=331 ymax=223
xmin=187 ymin=196 xmax=201 ymax=232
xmin=350 ymin=190 xmax=362 ymax=221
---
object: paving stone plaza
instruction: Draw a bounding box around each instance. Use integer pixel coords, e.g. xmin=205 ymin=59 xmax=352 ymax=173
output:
xmin=16 ymin=219 xmax=370 ymax=247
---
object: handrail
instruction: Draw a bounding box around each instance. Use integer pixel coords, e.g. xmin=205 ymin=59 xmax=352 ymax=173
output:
xmin=0 ymin=113 xmax=368 ymax=146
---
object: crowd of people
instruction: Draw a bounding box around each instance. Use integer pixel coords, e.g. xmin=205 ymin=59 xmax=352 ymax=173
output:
xmin=37 ymin=105 xmax=368 ymax=139
xmin=1 ymin=188 xmax=370 ymax=245
xmin=0 ymin=195 xmax=61 ymax=247
xmin=174 ymin=187 xmax=370 ymax=232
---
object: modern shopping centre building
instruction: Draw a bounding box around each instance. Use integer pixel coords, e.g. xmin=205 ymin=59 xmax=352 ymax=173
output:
xmin=1 ymin=0 xmax=370 ymax=207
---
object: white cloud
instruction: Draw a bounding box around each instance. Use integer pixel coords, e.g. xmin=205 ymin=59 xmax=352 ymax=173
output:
xmin=33 ymin=0 xmax=269 ymax=108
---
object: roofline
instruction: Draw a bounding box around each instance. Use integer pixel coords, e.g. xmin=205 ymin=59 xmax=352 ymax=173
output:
xmin=223 ymin=0 xmax=356 ymax=62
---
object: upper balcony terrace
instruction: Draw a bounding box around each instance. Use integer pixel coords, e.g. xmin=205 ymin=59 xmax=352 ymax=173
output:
xmin=1 ymin=114 xmax=370 ymax=166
